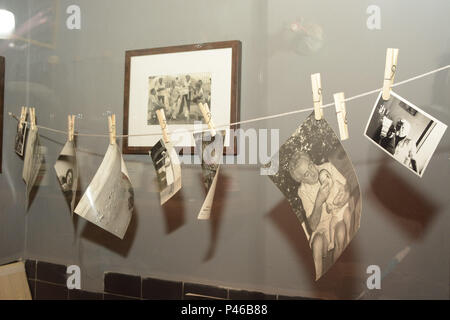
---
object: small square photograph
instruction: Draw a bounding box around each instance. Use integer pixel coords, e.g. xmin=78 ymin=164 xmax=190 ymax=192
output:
xmin=365 ymin=91 xmax=447 ymax=177
xmin=147 ymin=73 xmax=211 ymax=125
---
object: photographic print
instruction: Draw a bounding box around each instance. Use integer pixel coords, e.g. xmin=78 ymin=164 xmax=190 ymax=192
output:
xmin=14 ymin=121 xmax=28 ymax=157
xmin=147 ymin=73 xmax=211 ymax=125
xmin=268 ymin=112 xmax=362 ymax=280
xmin=365 ymin=91 xmax=447 ymax=177
xmin=54 ymin=140 xmax=78 ymax=214
xmin=123 ymin=40 xmax=241 ymax=154
xmin=74 ymin=144 xmax=134 ymax=239
xmin=150 ymin=139 xmax=182 ymax=205
xmin=22 ymin=127 xmax=44 ymax=208
xmin=194 ymin=130 xmax=225 ymax=220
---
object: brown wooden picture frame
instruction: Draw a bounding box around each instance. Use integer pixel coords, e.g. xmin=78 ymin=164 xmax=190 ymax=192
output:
xmin=122 ymin=40 xmax=241 ymax=155
xmin=0 ymin=56 xmax=4 ymax=173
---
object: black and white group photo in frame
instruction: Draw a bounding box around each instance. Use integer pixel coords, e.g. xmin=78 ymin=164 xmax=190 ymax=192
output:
xmin=268 ymin=112 xmax=362 ymax=280
xmin=365 ymin=91 xmax=447 ymax=177
xmin=123 ymin=41 xmax=241 ymax=154
xmin=147 ymin=73 xmax=212 ymax=125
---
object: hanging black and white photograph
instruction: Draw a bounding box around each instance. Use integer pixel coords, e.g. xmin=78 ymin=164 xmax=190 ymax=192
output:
xmin=365 ymin=91 xmax=447 ymax=177
xmin=147 ymin=73 xmax=211 ymax=125
xmin=150 ymin=139 xmax=182 ymax=205
xmin=22 ymin=126 xmax=45 ymax=208
xmin=14 ymin=121 xmax=28 ymax=157
xmin=268 ymin=112 xmax=362 ymax=280
xmin=54 ymin=140 xmax=78 ymax=213
xmin=74 ymin=144 xmax=134 ymax=239
xmin=194 ymin=130 xmax=225 ymax=220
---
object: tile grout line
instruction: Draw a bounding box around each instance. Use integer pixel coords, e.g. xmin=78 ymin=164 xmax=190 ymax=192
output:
xmin=103 ymin=291 xmax=142 ymax=300
xmin=181 ymin=282 xmax=184 ymax=300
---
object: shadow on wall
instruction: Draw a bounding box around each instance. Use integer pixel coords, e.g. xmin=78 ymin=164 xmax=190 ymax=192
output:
xmin=162 ymin=189 xmax=186 ymax=234
xmin=80 ymin=205 xmax=139 ymax=258
xmin=266 ymin=199 xmax=365 ymax=299
xmin=203 ymin=173 xmax=230 ymax=262
xmin=366 ymin=161 xmax=439 ymax=239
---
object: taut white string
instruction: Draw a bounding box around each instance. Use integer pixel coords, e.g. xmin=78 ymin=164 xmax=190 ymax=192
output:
xmin=9 ymin=65 xmax=449 ymax=138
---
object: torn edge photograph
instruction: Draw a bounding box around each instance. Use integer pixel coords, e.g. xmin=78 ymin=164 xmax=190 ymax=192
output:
xmin=268 ymin=112 xmax=362 ymax=280
xmin=365 ymin=91 xmax=447 ymax=177
xmin=148 ymin=73 xmax=211 ymax=125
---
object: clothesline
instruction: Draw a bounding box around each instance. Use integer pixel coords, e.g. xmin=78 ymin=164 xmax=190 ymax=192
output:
xmin=9 ymin=64 xmax=450 ymax=138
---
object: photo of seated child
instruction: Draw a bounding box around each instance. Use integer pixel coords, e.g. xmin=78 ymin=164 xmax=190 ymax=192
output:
xmin=318 ymin=169 xmax=351 ymax=252
xmin=268 ymin=112 xmax=362 ymax=280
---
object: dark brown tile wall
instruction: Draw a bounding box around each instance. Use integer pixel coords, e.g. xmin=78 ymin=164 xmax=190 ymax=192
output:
xmin=228 ymin=289 xmax=277 ymax=300
xmin=183 ymin=282 xmax=228 ymax=300
xmin=23 ymin=259 xmax=312 ymax=300
xmin=35 ymin=281 xmax=68 ymax=300
xmin=68 ymin=289 xmax=103 ymax=300
xmin=142 ymin=278 xmax=182 ymax=300
xmin=104 ymin=272 xmax=141 ymax=298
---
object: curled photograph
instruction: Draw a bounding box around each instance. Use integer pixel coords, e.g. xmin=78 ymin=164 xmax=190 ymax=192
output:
xmin=22 ymin=127 xmax=45 ymax=208
xmin=54 ymin=140 xmax=78 ymax=214
xmin=268 ymin=112 xmax=362 ymax=280
xmin=193 ymin=130 xmax=225 ymax=220
xmin=365 ymin=91 xmax=447 ymax=177
xmin=74 ymin=144 xmax=134 ymax=239
xmin=150 ymin=139 xmax=182 ymax=205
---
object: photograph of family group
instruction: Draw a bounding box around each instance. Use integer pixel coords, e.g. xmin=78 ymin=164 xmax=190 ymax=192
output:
xmin=147 ymin=73 xmax=212 ymax=126
xmin=268 ymin=112 xmax=362 ymax=280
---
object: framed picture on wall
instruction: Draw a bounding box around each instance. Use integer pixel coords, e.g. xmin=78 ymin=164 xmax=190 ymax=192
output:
xmin=123 ymin=40 xmax=241 ymax=155
xmin=0 ymin=56 xmax=4 ymax=173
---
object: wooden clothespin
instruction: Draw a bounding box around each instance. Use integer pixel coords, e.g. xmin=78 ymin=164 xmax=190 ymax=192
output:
xmin=156 ymin=108 xmax=170 ymax=144
xmin=198 ymin=102 xmax=217 ymax=137
xmin=382 ymin=48 xmax=399 ymax=100
xmin=333 ymin=92 xmax=349 ymax=141
xmin=108 ymin=114 xmax=116 ymax=145
xmin=19 ymin=106 xmax=28 ymax=129
xmin=311 ymin=73 xmax=323 ymax=120
xmin=67 ymin=115 xmax=75 ymax=142
xmin=29 ymin=107 xmax=36 ymax=130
